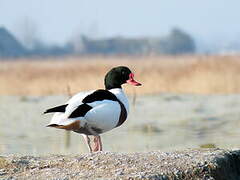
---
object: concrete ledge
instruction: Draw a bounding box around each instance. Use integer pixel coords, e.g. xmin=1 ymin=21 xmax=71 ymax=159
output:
xmin=0 ymin=149 xmax=240 ymax=180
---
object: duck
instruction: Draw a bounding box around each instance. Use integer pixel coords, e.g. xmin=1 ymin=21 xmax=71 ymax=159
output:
xmin=44 ymin=66 xmax=141 ymax=152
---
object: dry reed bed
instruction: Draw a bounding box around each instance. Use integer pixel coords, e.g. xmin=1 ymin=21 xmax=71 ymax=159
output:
xmin=0 ymin=55 xmax=240 ymax=95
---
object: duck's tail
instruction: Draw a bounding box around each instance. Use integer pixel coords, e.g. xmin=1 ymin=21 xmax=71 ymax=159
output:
xmin=47 ymin=120 xmax=81 ymax=131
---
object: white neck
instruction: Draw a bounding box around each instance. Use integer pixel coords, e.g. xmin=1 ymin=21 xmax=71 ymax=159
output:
xmin=109 ymin=88 xmax=129 ymax=114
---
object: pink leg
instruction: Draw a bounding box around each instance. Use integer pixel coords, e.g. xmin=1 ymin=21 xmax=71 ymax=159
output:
xmin=93 ymin=136 xmax=102 ymax=152
xmin=82 ymin=134 xmax=92 ymax=153
xmin=98 ymin=136 xmax=102 ymax=151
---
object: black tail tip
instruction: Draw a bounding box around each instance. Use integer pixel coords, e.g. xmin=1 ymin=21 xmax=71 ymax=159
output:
xmin=46 ymin=124 xmax=59 ymax=127
xmin=43 ymin=109 xmax=52 ymax=114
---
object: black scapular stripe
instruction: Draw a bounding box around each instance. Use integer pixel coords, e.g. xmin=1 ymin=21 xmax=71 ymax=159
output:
xmin=68 ymin=104 xmax=92 ymax=118
xmin=44 ymin=104 xmax=68 ymax=114
xmin=82 ymin=89 xmax=118 ymax=103
xmin=116 ymin=100 xmax=127 ymax=127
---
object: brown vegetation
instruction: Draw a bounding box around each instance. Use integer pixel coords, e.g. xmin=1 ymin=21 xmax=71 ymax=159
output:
xmin=0 ymin=55 xmax=240 ymax=95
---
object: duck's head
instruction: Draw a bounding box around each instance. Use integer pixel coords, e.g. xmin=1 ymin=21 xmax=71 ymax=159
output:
xmin=104 ymin=66 xmax=142 ymax=90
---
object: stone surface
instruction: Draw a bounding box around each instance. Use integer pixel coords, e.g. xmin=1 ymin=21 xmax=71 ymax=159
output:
xmin=0 ymin=149 xmax=240 ymax=180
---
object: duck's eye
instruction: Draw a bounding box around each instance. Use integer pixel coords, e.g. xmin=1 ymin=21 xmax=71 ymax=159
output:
xmin=121 ymin=71 xmax=125 ymax=75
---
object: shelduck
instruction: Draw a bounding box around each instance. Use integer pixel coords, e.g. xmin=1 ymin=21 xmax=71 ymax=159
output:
xmin=44 ymin=66 xmax=141 ymax=152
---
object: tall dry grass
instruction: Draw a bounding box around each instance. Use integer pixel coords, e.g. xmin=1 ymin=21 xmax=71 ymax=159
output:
xmin=0 ymin=55 xmax=240 ymax=95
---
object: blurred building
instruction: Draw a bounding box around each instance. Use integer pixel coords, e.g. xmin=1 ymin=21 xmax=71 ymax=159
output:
xmin=0 ymin=27 xmax=27 ymax=57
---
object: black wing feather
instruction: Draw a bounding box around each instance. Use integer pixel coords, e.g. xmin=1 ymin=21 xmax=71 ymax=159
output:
xmin=82 ymin=89 xmax=118 ymax=103
xmin=68 ymin=89 xmax=117 ymax=118
xmin=44 ymin=104 xmax=68 ymax=114
xmin=45 ymin=90 xmax=117 ymax=118
xmin=68 ymin=104 xmax=92 ymax=118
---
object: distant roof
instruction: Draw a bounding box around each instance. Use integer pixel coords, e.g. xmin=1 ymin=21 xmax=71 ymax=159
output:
xmin=0 ymin=27 xmax=27 ymax=57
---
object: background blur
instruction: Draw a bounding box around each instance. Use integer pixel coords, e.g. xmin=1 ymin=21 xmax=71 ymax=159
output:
xmin=1 ymin=0 xmax=240 ymax=56
xmin=0 ymin=0 xmax=240 ymax=155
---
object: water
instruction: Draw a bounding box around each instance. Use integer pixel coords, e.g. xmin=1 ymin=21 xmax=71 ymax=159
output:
xmin=0 ymin=94 xmax=240 ymax=155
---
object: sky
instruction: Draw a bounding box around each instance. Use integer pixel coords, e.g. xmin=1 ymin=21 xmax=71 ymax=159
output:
xmin=0 ymin=0 xmax=240 ymax=47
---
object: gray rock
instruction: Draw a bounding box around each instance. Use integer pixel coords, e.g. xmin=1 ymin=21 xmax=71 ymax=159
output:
xmin=0 ymin=149 xmax=240 ymax=180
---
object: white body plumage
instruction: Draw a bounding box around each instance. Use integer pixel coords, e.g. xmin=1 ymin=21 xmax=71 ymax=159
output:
xmin=48 ymin=88 xmax=129 ymax=134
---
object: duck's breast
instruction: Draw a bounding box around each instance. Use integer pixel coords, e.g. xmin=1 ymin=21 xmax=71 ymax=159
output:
xmin=84 ymin=99 xmax=121 ymax=133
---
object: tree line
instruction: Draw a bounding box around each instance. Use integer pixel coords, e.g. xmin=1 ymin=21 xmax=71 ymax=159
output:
xmin=0 ymin=27 xmax=195 ymax=58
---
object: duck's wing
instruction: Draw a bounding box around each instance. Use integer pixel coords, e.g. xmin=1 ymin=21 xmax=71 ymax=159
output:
xmin=45 ymin=90 xmax=94 ymax=126
xmin=46 ymin=89 xmax=125 ymax=132
xmin=44 ymin=90 xmax=94 ymax=114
